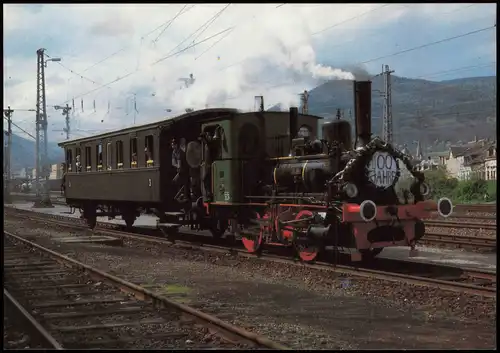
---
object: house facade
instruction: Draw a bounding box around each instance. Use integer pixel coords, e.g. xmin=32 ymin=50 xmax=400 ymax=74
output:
xmin=484 ymin=144 xmax=497 ymax=181
xmin=446 ymin=139 xmax=496 ymax=181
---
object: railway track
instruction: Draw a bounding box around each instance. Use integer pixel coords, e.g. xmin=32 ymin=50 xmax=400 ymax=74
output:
xmin=422 ymin=232 xmax=496 ymax=251
xmin=454 ymin=204 xmax=496 ymax=213
xmin=4 ymin=206 xmax=495 ymax=299
xmin=3 ymin=231 xmax=286 ymax=350
xmin=425 ymin=220 xmax=496 ymax=231
xmin=5 ymin=202 xmax=496 ymax=253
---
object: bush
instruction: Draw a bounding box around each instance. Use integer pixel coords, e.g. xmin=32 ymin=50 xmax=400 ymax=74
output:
xmin=423 ymin=167 xmax=459 ymax=201
xmin=422 ymin=168 xmax=496 ymax=204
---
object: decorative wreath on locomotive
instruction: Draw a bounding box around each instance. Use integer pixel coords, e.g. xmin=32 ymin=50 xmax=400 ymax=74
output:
xmin=59 ymin=80 xmax=453 ymax=262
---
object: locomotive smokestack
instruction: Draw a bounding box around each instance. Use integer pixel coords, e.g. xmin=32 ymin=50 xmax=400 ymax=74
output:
xmin=353 ymin=80 xmax=372 ymax=148
xmin=289 ymin=107 xmax=298 ymax=145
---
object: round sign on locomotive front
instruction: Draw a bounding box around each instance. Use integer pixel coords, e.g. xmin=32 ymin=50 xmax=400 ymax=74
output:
xmin=367 ymin=151 xmax=399 ymax=188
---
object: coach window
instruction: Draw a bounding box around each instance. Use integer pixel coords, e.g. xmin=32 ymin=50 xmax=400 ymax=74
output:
xmin=116 ymin=141 xmax=124 ymax=169
xmin=97 ymin=143 xmax=103 ymax=171
xmin=75 ymin=147 xmax=82 ymax=172
xmin=130 ymin=138 xmax=138 ymax=168
xmin=85 ymin=146 xmax=92 ymax=171
xmin=66 ymin=149 xmax=73 ymax=172
xmin=145 ymin=135 xmax=154 ymax=167
xmin=106 ymin=143 xmax=112 ymax=170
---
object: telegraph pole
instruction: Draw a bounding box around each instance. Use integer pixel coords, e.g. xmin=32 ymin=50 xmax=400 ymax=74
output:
xmin=382 ymin=64 xmax=395 ymax=144
xmin=127 ymin=93 xmax=139 ymax=125
xmin=254 ymin=96 xmax=264 ymax=112
xmin=3 ymin=107 xmax=14 ymax=203
xmin=54 ymin=104 xmax=72 ymax=139
xmin=34 ymin=48 xmax=53 ymax=208
xmin=299 ymin=90 xmax=309 ymax=114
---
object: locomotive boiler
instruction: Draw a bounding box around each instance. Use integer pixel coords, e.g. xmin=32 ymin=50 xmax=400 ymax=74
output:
xmin=233 ymin=80 xmax=454 ymax=262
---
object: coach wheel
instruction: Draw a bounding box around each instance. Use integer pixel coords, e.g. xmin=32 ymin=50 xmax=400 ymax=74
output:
xmin=123 ymin=214 xmax=136 ymax=229
xmin=210 ymin=219 xmax=228 ymax=239
xmin=360 ymin=248 xmax=384 ymax=260
xmin=86 ymin=216 xmax=97 ymax=230
xmin=83 ymin=206 xmax=97 ymax=229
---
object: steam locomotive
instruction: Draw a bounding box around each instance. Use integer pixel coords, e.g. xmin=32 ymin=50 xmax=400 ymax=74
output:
xmin=60 ymin=80 xmax=453 ymax=262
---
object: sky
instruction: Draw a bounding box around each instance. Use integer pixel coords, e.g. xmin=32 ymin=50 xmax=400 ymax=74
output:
xmin=3 ymin=3 xmax=497 ymax=143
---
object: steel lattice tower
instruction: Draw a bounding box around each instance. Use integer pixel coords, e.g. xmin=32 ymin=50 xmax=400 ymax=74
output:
xmin=34 ymin=48 xmax=53 ymax=207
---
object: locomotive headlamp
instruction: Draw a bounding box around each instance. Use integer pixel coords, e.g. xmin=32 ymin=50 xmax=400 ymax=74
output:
xmin=359 ymin=200 xmax=377 ymax=222
xmin=343 ymin=183 xmax=358 ymax=198
xmin=419 ymin=182 xmax=430 ymax=197
xmin=437 ymin=197 xmax=453 ymax=218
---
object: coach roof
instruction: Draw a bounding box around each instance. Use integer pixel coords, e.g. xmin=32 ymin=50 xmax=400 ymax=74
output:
xmin=58 ymin=108 xmax=238 ymax=147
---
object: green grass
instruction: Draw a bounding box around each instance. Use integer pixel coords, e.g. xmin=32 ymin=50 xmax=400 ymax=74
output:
xmin=141 ymin=282 xmax=192 ymax=304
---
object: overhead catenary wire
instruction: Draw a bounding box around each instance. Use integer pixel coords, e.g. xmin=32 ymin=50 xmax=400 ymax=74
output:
xmin=194 ymin=3 xmax=289 ymax=61
xmin=3 ymin=116 xmax=36 ymax=140
xmin=311 ymin=4 xmax=389 ymax=36
xmin=195 ymin=27 xmax=234 ymax=60
xmin=152 ymin=4 xmax=191 ymax=44
xmin=191 ymin=4 xmax=231 ymax=44
xmin=413 ymin=61 xmax=496 ymax=80
xmin=215 ymin=4 xmax=492 ymax=74
xmin=359 ymin=24 xmax=496 ymax=65
xmin=50 ymin=6 xmax=495 ymax=111
xmin=81 ymin=5 xmax=196 ymax=73
xmin=162 ymin=4 xmax=231 ymax=58
xmin=53 ymin=27 xmax=234 ymax=106
xmin=215 ymin=4 xmax=394 ymax=73
xmin=207 ymin=60 xmax=496 ymax=107
xmin=51 ymin=5 xmax=232 ymax=107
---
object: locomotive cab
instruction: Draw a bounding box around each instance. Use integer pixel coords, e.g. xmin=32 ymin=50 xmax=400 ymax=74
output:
xmin=322 ymin=119 xmax=352 ymax=151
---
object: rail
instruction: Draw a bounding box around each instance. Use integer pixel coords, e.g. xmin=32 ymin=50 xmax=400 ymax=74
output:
xmin=422 ymin=232 xmax=496 ymax=251
xmin=3 ymin=289 xmax=63 ymax=349
xmin=425 ymin=220 xmax=496 ymax=231
xmin=4 ymin=208 xmax=495 ymax=298
xmin=3 ymin=230 xmax=288 ymax=350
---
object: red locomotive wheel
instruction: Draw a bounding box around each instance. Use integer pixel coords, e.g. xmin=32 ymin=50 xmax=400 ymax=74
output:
xmin=241 ymin=212 xmax=265 ymax=254
xmin=295 ymin=210 xmax=320 ymax=262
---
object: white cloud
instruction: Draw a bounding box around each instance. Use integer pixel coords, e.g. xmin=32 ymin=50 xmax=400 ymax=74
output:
xmin=3 ymin=3 xmax=496 ymax=142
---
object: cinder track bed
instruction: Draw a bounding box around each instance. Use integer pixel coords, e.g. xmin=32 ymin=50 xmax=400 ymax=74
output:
xmin=2 ymin=232 xmax=285 ymax=350
xmin=4 ymin=207 xmax=496 ymax=297
xmin=3 ymin=210 xmax=496 ymax=349
xmin=7 ymin=194 xmax=496 ymax=252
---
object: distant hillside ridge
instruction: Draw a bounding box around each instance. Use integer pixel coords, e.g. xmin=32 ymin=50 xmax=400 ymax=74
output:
xmin=3 ymin=131 xmax=63 ymax=171
xmin=270 ymin=75 xmax=496 ymax=151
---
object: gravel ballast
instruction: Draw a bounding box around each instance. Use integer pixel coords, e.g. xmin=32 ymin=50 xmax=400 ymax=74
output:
xmin=3 ymin=215 xmax=496 ymax=350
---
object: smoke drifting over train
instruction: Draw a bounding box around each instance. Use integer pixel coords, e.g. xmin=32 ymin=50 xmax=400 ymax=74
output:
xmin=162 ymin=38 xmax=358 ymax=114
